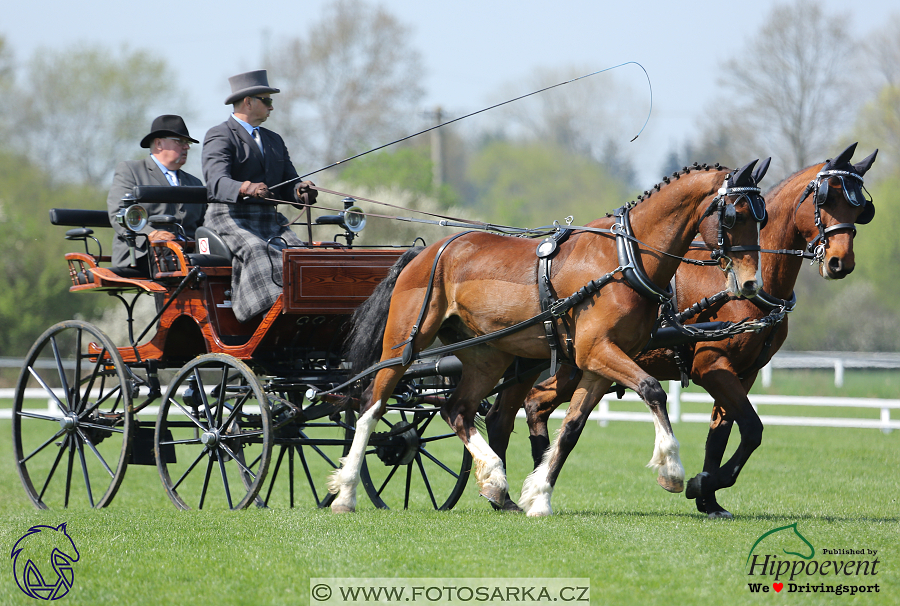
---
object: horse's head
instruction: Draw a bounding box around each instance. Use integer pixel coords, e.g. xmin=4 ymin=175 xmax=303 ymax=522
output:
xmin=795 ymin=143 xmax=878 ymax=279
xmin=695 ymin=159 xmax=768 ymax=298
xmin=11 ymin=523 xmax=80 ymax=599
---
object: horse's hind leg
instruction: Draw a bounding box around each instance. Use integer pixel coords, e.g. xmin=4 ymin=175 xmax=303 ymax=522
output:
xmin=519 ymin=371 xmax=608 ymax=516
xmin=486 ymin=377 xmax=539 ymax=511
xmin=445 ymin=347 xmax=515 ymax=506
xmin=524 ymin=365 xmax=581 ymax=468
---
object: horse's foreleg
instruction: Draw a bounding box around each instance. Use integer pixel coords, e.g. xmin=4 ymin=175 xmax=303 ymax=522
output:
xmin=485 ymin=375 xmax=540 ymax=511
xmin=524 ymin=366 xmax=581 ymax=468
xmin=687 ymin=368 xmax=763 ymax=518
xmin=520 ymin=371 xmax=608 ymax=517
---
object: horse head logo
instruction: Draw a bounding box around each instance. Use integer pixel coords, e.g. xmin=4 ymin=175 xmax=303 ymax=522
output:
xmin=746 ymin=522 xmax=815 ymax=566
xmin=11 ymin=523 xmax=80 ymax=600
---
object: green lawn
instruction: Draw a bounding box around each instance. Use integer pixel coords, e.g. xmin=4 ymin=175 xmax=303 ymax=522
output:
xmin=1 ymin=416 xmax=898 ymax=606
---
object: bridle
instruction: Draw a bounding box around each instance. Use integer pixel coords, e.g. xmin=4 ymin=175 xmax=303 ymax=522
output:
xmin=697 ymin=177 xmax=766 ymax=270
xmin=795 ymin=169 xmax=873 ymax=263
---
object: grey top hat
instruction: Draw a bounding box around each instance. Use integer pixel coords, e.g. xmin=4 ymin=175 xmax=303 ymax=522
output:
xmin=140 ymin=114 xmax=199 ymax=148
xmin=225 ymin=69 xmax=280 ymax=105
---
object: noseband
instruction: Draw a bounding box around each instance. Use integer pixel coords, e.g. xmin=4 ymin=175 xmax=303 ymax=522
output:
xmin=796 ymin=169 xmax=870 ymax=262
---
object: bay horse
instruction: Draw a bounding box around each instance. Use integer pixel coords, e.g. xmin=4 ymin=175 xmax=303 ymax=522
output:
xmin=329 ymin=160 xmax=767 ymax=515
xmin=487 ymin=142 xmax=877 ymax=517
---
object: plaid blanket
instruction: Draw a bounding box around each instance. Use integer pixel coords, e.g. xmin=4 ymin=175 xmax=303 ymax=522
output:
xmin=204 ymin=202 xmax=303 ymax=321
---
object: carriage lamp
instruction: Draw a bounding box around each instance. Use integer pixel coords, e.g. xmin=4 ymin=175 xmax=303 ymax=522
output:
xmin=315 ymin=197 xmax=367 ymax=233
xmin=114 ymin=193 xmax=150 ymax=233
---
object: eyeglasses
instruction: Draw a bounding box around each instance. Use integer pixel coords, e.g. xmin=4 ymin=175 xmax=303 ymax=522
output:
xmin=251 ymin=96 xmax=274 ymax=107
xmin=165 ymin=137 xmax=192 ymax=147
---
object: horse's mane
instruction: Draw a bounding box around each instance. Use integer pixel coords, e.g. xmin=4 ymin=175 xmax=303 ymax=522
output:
xmin=764 ymin=163 xmax=820 ymax=199
xmin=603 ymin=162 xmax=727 ymax=219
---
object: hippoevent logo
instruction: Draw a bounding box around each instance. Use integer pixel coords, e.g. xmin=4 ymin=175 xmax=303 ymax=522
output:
xmin=745 ymin=522 xmax=880 ymax=596
xmin=10 ymin=523 xmax=80 ymax=600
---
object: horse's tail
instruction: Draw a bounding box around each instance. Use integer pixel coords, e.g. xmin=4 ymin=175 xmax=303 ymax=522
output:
xmin=343 ymin=246 xmax=425 ymax=380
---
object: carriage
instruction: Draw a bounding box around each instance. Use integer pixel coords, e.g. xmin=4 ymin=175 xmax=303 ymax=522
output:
xmin=11 ymin=185 xmax=502 ymax=511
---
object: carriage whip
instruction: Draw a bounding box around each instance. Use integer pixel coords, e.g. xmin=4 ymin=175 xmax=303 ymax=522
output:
xmin=270 ymin=61 xmax=653 ymax=191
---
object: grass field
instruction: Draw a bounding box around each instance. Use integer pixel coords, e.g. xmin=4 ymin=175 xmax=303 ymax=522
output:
xmin=1 ymin=411 xmax=898 ymax=606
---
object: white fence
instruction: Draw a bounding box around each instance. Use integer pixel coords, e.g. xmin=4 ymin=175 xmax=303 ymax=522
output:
xmin=4 ymin=380 xmax=898 ymax=433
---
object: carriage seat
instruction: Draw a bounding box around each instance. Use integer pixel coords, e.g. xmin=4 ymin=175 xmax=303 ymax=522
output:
xmin=189 ymin=226 xmax=233 ymax=266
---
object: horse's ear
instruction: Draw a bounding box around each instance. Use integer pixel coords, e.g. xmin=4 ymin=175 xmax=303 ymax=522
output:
xmin=732 ymin=159 xmax=758 ymax=186
xmin=853 ymin=149 xmax=878 ymax=175
xmin=825 ymin=142 xmax=858 ymax=170
xmin=752 ymin=157 xmax=771 ymax=185
xmin=56 ymin=522 xmax=67 ymax=532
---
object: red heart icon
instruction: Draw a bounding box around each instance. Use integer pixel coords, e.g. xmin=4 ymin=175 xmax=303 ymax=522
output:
xmin=773 ymin=583 xmax=783 ymax=592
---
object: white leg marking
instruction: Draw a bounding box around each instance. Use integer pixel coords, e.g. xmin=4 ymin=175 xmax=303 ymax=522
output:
xmin=646 ymin=416 xmax=684 ymax=485
xmin=466 ymin=432 xmax=507 ymax=499
xmin=519 ymin=431 xmax=558 ymax=517
xmin=329 ymin=404 xmax=380 ymax=513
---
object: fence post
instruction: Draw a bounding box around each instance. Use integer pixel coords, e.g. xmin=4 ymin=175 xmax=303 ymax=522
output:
xmin=881 ymin=407 xmax=892 ymax=435
xmin=668 ymin=380 xmax=681 ymax=423
xmin=598 ymin=398 xmax=609 ymax=427
xmin=761 ymin=363 xmax=772 ymax=388
xmin=834 ymin=359 xmax=844 ymax=388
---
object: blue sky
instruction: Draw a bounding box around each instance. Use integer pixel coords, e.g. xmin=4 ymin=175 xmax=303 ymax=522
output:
xmin=4 ymin=0 xmax=896 ymax=185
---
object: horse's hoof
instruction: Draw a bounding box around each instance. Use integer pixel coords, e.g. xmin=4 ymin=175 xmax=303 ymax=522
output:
xmin=331 ymin=503 xmax=355 ymax=514
xmin=657 ymin=475 xmax=684 ymax=493
xmin=685 ymin=471 xmax=710 ymax=500
xmin=708 ymin=510 xmax=734 ymax=520
xmin=501 ymin=498 xmax=523 ymax=513
xmin=479 ymin=485 xmax=507 ymax=506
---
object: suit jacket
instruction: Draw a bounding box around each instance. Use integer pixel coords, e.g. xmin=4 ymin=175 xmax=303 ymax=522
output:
xmin=200 ymin=117 xmax=304 ymax=322
xmin=106 ymin=156 xmax=204 ymax=268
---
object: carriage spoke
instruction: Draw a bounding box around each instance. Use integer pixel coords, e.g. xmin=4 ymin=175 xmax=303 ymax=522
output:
xmin=38 ymin=436 xmax=69 ymax=501
xmin=404 ymin=464 xmax=412 ymax=509
xmin=20 ymin=427 xmax=67 ymax=464
xmin=198 ymin=457 xmax=215 ymax=509
xmin=28 ymin=366 xmax=69 ymax=415
xmin=415 ymin=454 xmax=439 ymax=509
xmin=215 ymin=366 xmax=230 ymax=426
xmin=64 ymin=443 xmax=75 ymax=508
xmin=76 ymin=422 xmax=125 ymax=434
xmin=376 ymin=464 xmax=401 ymax=496
xmin=159 ymin=437 xmax=203 ymax=446
xmin=75 ymin=428 xmax=115 ymax=478
xmin=414 ymin=410 xmax=438 ymax=435
xmin=168 ymin=396 xmax=208 ymax=432
xmin=76 ymin=383 xmax=124 ymax=420
xmin=17 ymin=409 xmax=64 ymax=422
xmin=50 ymin=336 xmax=75 ymax=413
xmin=264 ymin=446 xmax=289 ymax=505
xmin=219 ymin=389 xmax=252 ymax=432
xmin=420 ymin=433 xmax=457 ymax=444
xmin=217 ymin=451 xmax=234 ymax=509
xmin=219 ymin=443 xmax=255 ymax=480
xmin=194 ymin=370 xmax=216 ymax=428
xmin=76 ymin=440 xmax=95 ymax=507
xmin=171 ymin=449 xmax=208 ymax=491
xmin=417 ymin=447 xmax=460 ymax=478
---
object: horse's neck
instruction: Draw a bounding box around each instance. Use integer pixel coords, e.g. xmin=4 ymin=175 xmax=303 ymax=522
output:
xmin=760 ymin=170 xmax=819 ymax=299
xmin=628 ymin=189 xmax=710 ymax=286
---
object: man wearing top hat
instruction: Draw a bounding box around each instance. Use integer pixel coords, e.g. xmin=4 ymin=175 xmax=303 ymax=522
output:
xmin=202 ymin=69 xmax=317 ymax=322
xmin=106 ymin=114 xmax=204 ymax=274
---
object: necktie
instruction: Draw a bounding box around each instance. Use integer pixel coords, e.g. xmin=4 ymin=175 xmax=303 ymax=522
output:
xmin=253 ymin=128 xmax=264 ymax=156
xmin=166 ymin=171 xmax=179 ymax=187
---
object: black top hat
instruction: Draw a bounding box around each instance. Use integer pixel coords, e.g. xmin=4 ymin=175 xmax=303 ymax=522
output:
xmin=140 ymin=115 xmax=199 ymax=148
xmin=225 ymin=69 xmax=280 ymax=105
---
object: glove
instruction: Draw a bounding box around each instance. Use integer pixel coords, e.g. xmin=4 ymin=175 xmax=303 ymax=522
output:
xmin=294 ymin=180 xmax=318 ymax=206
xmin=240 ymin=181 xmax=269 ymax=198
xmin=148 ymin=230 xmax=177 ymax=242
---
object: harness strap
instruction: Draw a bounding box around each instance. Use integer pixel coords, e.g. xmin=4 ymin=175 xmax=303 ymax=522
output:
xmin=614 ymin=207 xmax=673 ymax=303
xmin=391 ymin=231 xmax=473 ymax=365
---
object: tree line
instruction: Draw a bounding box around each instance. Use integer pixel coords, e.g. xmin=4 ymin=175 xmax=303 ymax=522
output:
xmin=0 ymin=0 xmax=898 ymax=359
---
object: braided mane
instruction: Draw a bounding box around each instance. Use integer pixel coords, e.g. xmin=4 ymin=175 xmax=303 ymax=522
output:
xmin=604 ymin=162 xmax=727 ymax=218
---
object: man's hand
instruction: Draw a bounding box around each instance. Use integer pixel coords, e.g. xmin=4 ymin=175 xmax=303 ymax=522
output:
xmin=294 ymin=180 xmax=318 ymax=206
xmin=148 ymin=230 xmax=176 ymax=241
xmin=240 ymin=181 xmax=269 ymax=198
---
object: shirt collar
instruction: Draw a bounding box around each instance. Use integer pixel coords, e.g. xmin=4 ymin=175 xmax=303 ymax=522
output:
xmin=150 ymin=154 xmax=177 ymax=177
xmin=230 ymin=114 xmax=257 ymax=136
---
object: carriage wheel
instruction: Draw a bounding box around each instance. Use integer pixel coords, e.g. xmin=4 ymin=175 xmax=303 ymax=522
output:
xmin=357 ymin=405 xmax=472 ymax=510
xmin=255 ymin=405 xmax=351 ymax=509
xmin=155 ymin=354 xmax=271 ymax=510
xmin=12 ymin=321 xmax=133 ymax=509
